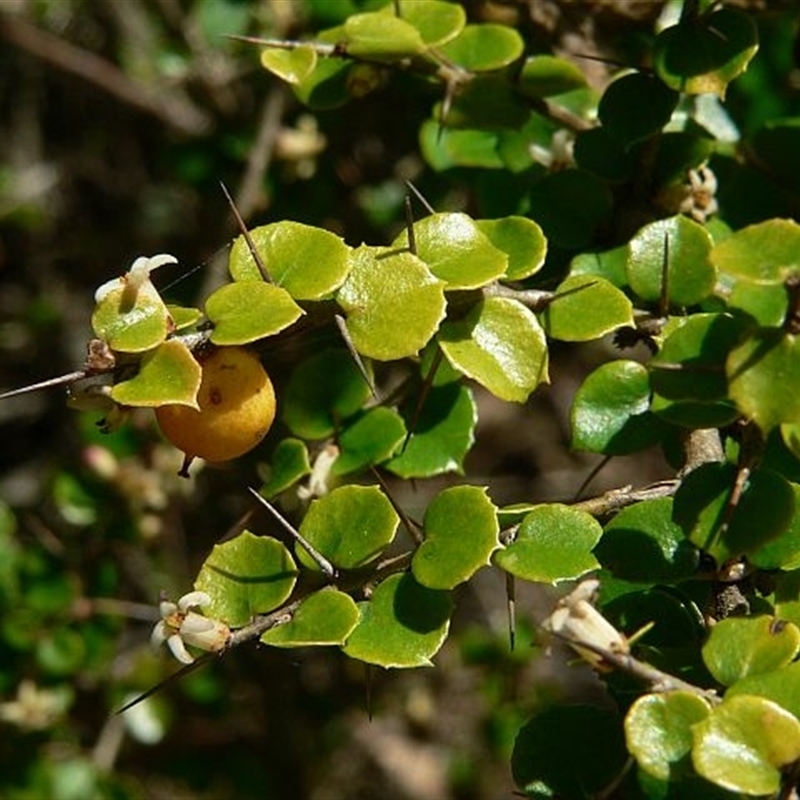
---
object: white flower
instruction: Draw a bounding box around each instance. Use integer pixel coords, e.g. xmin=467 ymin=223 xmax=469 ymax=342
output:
xmin=152 ymin=591 xmax=231 ymax=664
xmin=0 ymin=680 xmax=70 ymax=730
xmin=94 ymin=253 xmax=178 ymax=303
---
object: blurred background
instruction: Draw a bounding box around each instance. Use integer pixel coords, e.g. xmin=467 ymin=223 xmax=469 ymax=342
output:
xmin=0 ymin=1 xmax=798 ymax=798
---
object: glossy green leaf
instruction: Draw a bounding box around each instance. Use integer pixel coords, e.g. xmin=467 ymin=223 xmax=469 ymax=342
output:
xmin=650 ymin=313 xmax=748 ymax=402
xmin=439 ymin=297 xmax=549 ymax=403
xmin=110 ymin=339 xmax=201 ymax=408
xmin=166 ymin=304 xmax=202 ymax=331
xmin=727 ymin=661 xmax=800 ymax=722
xmin=297 ymin=485 xmax=399 ymax=570
xmin=391 ymin=0 xmax=465 ymax=47
xmin=206 ymin=281 xmax=304 ymax=345
xmin=542 ymin=275 xmax=633 ymax=342
xmin=412 ymin=486 xmax=499 ymax=590
xmin=260 ymin=587 xmax=359 ymax=647
xmin=342 ymin=572 xmax=452 ymax=668
xmin=702 ymin=616 xmax=800 ymax=687
xmin=336 ymin=245 xmax=446 ymax=360
xmin=260 ymin=45 xmax=317 ymax=85
xmin=654 ymin=8 xmax=759 ymax=98
xmin=651 ymin=131 xmax=716 ymax=187
xmin=420 ymin=121 xmax=504 ymax=170
xmin=494 ymin=504 xmax=602 ymax=584
xmin=749 ymin=483 xmax=800 ymax=570
xmin=438 ymin=23 xmax=524 ymax=72
xmin=194 ymin=531 xmax=298 ymax=628
xmin=626 ymin=215 xmax=716 ymax=307
xmin=710 ymin=219 xmax=800 ymax=284
xmin=570 ymin=360 xmax=666 ymax=455
xmin=92 ymin=280 xmax=171 ymax=354
xmin=728 ymin=280 xmax=788 ymax=327
xmin=475 ymin=216 xmax=546 ymax=281
xmin=598 ymin=73 xmax=679 ymax=148
xmin=512 ymin=705 xmax=627 ymax=797
xmin=625 ymin=692 xmax=711 ymax=782
xmin=333 ymin=407 xmax=406 ymax=476
xmin=569 ymin=244 xmax=629 ymax=288
xmin=282 ymin=349 xmax=373 ymax=440
xmin=673 ymin=463 xmax=795 ymax=562
xmin=596 ymin=498 xmax=699 ymax=583
xmin=692 ymin=695 xmax=800 ymax=796
xmin=728 ymin=329 xmax=800 ymax=432
xmin=385 ymin=383 xmax=477 ymax=478
xmin=260 ymin=438 xmax=311 ymax=499
xmin=228 ymin=221 xmax=350 ymax=300
xmin=394 ymin=213 xmax=508 ymax=290
xmin=343 ymin=11 xmax=426 ymax=59
xmin=293 ymin=55 xmax=351 ymax=110
xmin=517 ymin=55 xmax=587 ymax=98
xmin=527 ymin=169 xmax=613 ymax=250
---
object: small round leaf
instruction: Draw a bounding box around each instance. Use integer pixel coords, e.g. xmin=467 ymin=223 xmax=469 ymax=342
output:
xmin=343 ymin=11 xmax=426 ymax=59
xmin=517 ymin=55 xmax=587 ymax=98
xmin=342 ymin=572 xmax=453 ymax=668
xmin=260 ymin=438 xmax=311 ymax=499
xmin=336 ymin=245 xmax=446 ymax=360
xmin=412 ymin=486 xmax=499 ymax=590
xmin=393 ymin=0 xmax=465 ymax=47
xmin=260 ymin=588 xmax=359 ymax=647
xmin=333 ymin=407 xmax=407 ymax=476
xmin=692 ymin=695 xmax=800 ymax=796
xmin=626 ymin=215 xmax=716 ymax=307
xmin=494 ymin=504 xmax=602 ymax=584
xmin=297 ymin=485 xmax=399 ymax=570
xmin=438 ymin=23 xmax=524 ymax=72
xmin=475 ymin=216 xmax=546 ymax=281
xmin=194 ymin=531 xmax=298 ymax=628
xmin=439 ymin=297 xmax=549 ymax=403
xmin=206 ymin=281 xmax=304 ymax=345
xmin=260 ymin=45 xmax=317 ymax=85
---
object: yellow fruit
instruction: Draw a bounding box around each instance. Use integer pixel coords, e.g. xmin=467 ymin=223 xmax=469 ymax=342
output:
xmin=156 ymin=346 xmax=275 ymax=469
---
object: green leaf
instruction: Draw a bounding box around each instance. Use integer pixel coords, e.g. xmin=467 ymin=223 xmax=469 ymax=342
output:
xmin=438 ymin=23 xmax=524 ymax=72
xmin=343 ymin=11 xmax=426 ymax=59
xmin=650 ymin=313 xmax=748 ymax=403
xmin=517 ymin=55 xmax=587 ymax=98
xmin=710 ymin=218 xmax=800 ymax=285
xmin=439 ymin=297 xmax=549 ymax=403
xmin=626 ymin=215 xmax=716 ymax=307
xmin=570 ymin=244 xmax=629 ymax=288
xmin=512 ymin=705 xmax=627 ymax=797
xmin=206 ymin=281 xmax=304 ymax=345
xmin=573 ymin=126 xmax=637 ymax=183
xmin=728 ymin=280 xmax=788 ymax=327
xmin=727 ymin=661 xmax=800 ymax=720
xmin=542 ymin=275 xmax=633 ymax=342
xmin=475 ymin=216 xmax=547 ymax=281
xmin=336 ymin=245 xmax=446 ymax=360
xmin=260 ymin=588 xmax=359 ymax=647
xmin=342 ymin=572 xmax=452 ymax=668
xmin=570 ymin=360 xmax=667 ymax=455
xmin=692 ymin=695 xmax=800 ymax=796
xmin=228 ymin=221 xmax=351 ymax=300
xmin=166 ymin=304 xmax=202 ymax=331
xmin=673 ymin=463 xmax=795 ymax=562
xmin=654 ymin=8 xmax=759 ymax=98
xmin=702 ymin=616 xmax=800 ymax=687
xmin=598 ymin=73 xmax=679 ymax=148
xmin=625 ymin=692 xmax=711 ymax=782
xmin=260 ymin=438 xmax=311 ymax=499
xmin=282 ymin=349 xmax=373 ymax=440
xmin=110 ymin=339 xmax=201 ymax=408
xmin=194 ymin=531 xmax=298 ymax=628
xmin=748 ymin=483 xmax=800 ymax=570
xmin=297 ymin=485 xmax=399 ymax=570
xmin=394 ymin=213 xmax=508 ymax=290
xmin=420 ymin=121 xmax=504 ymax=170
xmin=728 ymin=329 xmax=800 ymax=432
xmin=293 ymin=55 xmax=351 ymax=110
xmin=527 ymin=169 xmax=613 ymax=250
xmin=438 ymin=75 xmax=530 ymax=131
xmin=596 ymin=498 xmax=699 ymax=583
xmin=494 ymin=504 xmax=602 ymax=584
xmin=385 ymin=383 xmax=477 ymax=478
xmin=333 ymin=407 xmax=406 ymax=476
xmin=412 ymin=486 xmax=499 ymax=590
xmin=392 ymin=0 xmax=465 ymax=47
xmin=260 ymin=45 xmax=317 ymax=85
